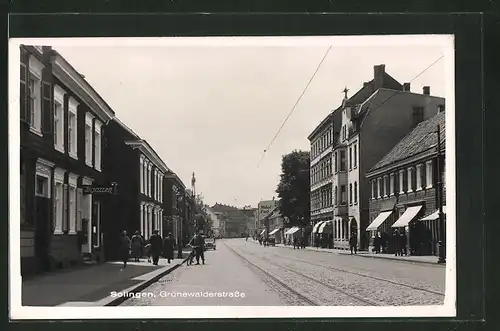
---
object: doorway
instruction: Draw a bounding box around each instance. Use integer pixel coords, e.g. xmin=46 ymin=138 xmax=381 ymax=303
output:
xmin=35 ymin=196 xmax=51 ymax=271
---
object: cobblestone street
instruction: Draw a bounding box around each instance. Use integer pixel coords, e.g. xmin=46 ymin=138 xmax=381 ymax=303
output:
xmin=121 ymin=239 xmax=445 ymax=306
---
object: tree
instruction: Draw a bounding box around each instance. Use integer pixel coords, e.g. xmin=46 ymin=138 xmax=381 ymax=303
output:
xmin=276 ymin=150 xmax=310 ymax=228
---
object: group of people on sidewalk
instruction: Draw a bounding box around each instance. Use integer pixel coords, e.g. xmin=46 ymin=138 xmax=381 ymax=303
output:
xmin=371 ymin=229 xmax=408 ymax=256
xmin=118 ymin=230 xmax=176 ymax=268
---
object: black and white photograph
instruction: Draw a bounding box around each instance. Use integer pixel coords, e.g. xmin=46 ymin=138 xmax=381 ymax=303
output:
xmin=9 ymin=36 xmax=456 ymax=319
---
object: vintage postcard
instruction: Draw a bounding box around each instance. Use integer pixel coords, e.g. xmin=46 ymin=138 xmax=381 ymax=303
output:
xmin=8 ymin=35 xmax=456 ymax=319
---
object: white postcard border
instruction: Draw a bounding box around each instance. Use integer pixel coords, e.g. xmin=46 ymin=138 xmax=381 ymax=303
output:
xmin=9 ymin=35 xmax=456 ymax=319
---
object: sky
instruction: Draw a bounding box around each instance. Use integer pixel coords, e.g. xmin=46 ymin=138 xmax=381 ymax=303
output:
xmin=48 ymin=37 xmax=448 ymax=208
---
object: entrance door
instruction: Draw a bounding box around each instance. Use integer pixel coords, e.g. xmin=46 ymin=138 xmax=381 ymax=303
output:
xmin=92 ymin=200 xmax=100 ymax=251
xmin=35 ymin=196 xmax=51 ymax=271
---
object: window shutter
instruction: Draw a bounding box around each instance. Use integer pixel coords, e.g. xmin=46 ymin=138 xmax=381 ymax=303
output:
xmin=42 ymin=81 xmax=52 ymax=134
xmin=52 ymin=186 xmax=57 ymax=233
xmin=62 ymin=184 xmax=68 ymax=232
xmin=76 ymin=188 xmax=83 ymax=231
xmin=20 ymin=63 xmax=28 ymax=122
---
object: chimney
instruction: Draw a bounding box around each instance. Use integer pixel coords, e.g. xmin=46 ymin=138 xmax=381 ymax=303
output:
xmin=403 ymin=82 xmax=411 ymax=92
xmin=374 ymin=64 xmax=386 ymax=89
xmin=423 ymin=86 xmax=430 ymax=95
xmin=438 ymin=104 xmax=445 ymax=113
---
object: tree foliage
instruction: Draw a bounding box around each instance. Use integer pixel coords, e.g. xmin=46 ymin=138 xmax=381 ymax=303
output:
xmin=276 ymin=150 xmax=310 ymax=227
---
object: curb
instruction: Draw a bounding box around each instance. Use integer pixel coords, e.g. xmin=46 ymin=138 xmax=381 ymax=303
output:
xmin=247 ymin=239 xmax=444 ymax=266
xmin=102 ymin=256 xmax=190 ymax=306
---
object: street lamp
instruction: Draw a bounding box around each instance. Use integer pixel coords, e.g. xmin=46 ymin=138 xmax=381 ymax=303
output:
xmin=176 ymin=192 xmax=185 ymax=259
xmin=436 ymin=125 xmax=446 ymax=264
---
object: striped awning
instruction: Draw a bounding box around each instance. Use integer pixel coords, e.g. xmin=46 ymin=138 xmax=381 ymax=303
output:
xmin=269 ymin=228 xmax=279 ymax=235
xmin=366 ymin=211 xmax=392 ymax=231
xmin=285 ymin=227 xmax=300 ymax=235
xmin=420 ymin=206 xmax=447 ymax=221
xmin=312 ymin=221 xmax=325 ymax=233
xmin=392 ymin=205 xmax=423 ymax=228
xmin=318 ymin=221 xmax=333 ymax=234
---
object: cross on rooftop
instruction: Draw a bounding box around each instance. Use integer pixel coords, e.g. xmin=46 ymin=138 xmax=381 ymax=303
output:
xmin=342 ymin=86 xmax=349 ymax=99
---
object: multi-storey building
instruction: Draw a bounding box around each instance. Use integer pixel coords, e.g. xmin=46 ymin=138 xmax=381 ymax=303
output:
xmin=309 ymin=64 xmax=445 ymax=250
xmin=256 ymin=199 xmax=278 ymax=234
xmin=19 ymin=45 xmax=115 ymax=275
xmin=366 ymin=111 xmax=446 ymax=255
xmin=102 ymin=117 xmax=170 ymax=259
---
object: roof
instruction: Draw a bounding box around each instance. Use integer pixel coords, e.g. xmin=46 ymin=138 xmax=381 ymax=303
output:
xmin=125 ymin=139 xmax=170 ymax=173
xmin=113 ymin=117 xmax=140 ymax=139
xmin=368 ymin=112 xmax=445 ymax=174
xmin=308 ymin=70 xmax=402 ymax=141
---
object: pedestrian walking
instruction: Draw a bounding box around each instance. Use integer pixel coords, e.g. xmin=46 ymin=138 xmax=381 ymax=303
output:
xmin=349 ymin=232 xmax=358 ymax=254
xmin=130 ymin=231 xmax=143 ymax=262
xmin=149 ymin=230 xmax=163 ymax=265
xmin=162 ymin=232 xmax=175 ymax=264
xmin=119 ymin=230 xmax=131 ymax=269
xmin=188 ymin=231 xmax=205 ymax=265
xmin=293 ymin=236 xmax=297 ymax=249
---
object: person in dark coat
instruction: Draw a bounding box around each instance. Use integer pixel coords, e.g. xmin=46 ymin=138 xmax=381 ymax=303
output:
xmin=130 ymin=231 xmax=143 ymax=262
xmin=149 ymin=230 xmax=163 ymax=265
xmin=393 ymin=229 xmax=401 ymax=256
xmin=162 ymin=232 xmax=175 ymax=264
xmin=400 ymin=231 xmax=408 ymax=256
xmin=189 ymin=232 xmax=205 ymax=265
xmin=119 ymin=230 xmax=131 ymax=269
xmin=349 ymin=232 xmax=358 ymax=254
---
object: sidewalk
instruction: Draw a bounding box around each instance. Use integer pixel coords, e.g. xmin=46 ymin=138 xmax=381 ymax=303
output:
xmin=249 ymin=239 xmax=443 ymax=266
xmin=22 ymin=250 xmax=191 ymax=307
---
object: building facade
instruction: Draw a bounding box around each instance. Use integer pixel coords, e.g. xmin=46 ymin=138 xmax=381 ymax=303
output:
xmin=19 ymin=45 xmax=115 ymax=275
xmin=309 ymin=64 xmax=445 ymax=250
xmin=366 ymin=111 xmax=446 ymax=255
xmin=102 ymin=116 xmax=170 ymax=259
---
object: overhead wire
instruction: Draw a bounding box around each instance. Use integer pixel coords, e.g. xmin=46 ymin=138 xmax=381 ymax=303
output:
xmin=257 ymin=45 xmax=333 ymax=168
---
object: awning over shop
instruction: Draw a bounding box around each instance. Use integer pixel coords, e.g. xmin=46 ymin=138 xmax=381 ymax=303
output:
xmin=391 ymin=205 xmax=423 ymax=228
xmin=366 ymin=211 xmax=392 ymax=231
xmin=420 ymin=206 xmax=447 ymax=221
xmin=285 ymin=227 xmax=300 ymax=235
xmin=312 ymin=221 xmax=325 ymax=233
xmin=260 ymin=229 xmax=266 ymax=236
xmin=269 ymin=228 xmax=279 ymax=235
xmin=318 ymin=221 xmax=333 ymax=234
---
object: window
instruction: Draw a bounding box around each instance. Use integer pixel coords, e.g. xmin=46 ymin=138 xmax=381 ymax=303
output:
xmin=349 ymin=147 xmax=352 ymax=170
xmin=334 ymin=152 xmax=338 ymax=173
xmin=354 ymin=182 xmax=358 ymax=203
xmin=371 ymin=180 xmax=375 ymax=199
xmin=340 ymin=185 xmax=347 ymax=205
xmin=426 ymin=160 xmax=433 ymax=188
xmin=148 ymin=165 xmax=152 ymax=197
xmin=354 ymin=144 xmax=357 ymax=167
xmin=85 ymin=113 xmax=94 ymax=166
xmin=340 ymin=151 xmax=346 ymax=171
xmin=94 ymin=121 xmax=102 ymax=171
xmin=28 ymin=56 xmax=44 ymax=134
xmin=389 ymin=173 xmax=395 ymax=195
xmin=68 ymin=98 xmax=78 ymax=158
xmin=76 ymin=188 xmax=83 ymax=231
xmin=35 ymin=175 xmax=48 ymax=197
xmin=407 ymin=167 xmax=413 ymax=192
xmin=85 ymin=123 xmax=92 ymax=166
xmin=69 ymin=185 xmax=77 ymax=234
xmin=399 ymin=170 xmax=405 ymax=193
xmin=54 ymin=182 xmax=64 ymax=234
xmin=349 ymin=183 xmax=353 ymax=204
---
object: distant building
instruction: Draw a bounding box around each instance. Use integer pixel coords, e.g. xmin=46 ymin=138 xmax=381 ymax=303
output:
xmin=366 ymin=111 xmax=446 ymax=255
xmin=257 ymin=199 xmax=278 ymax=234
xmin=211 ymin=203 xmax=250 ymax=237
